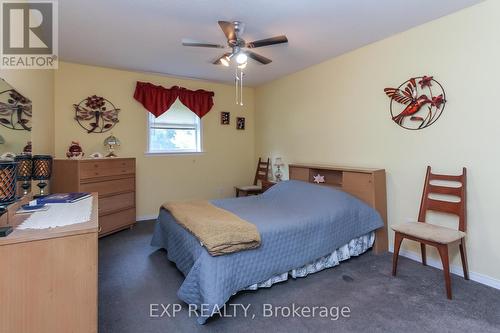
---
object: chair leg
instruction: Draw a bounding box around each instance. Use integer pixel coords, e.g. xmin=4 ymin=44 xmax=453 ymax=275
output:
xmin=420 ymin=243 xmax=427 ymax=266
xmin=392 ymin=232 xmax=404 ymax=276
xmin=437 ymin=244 xmax=452 ymax=300
xmin=459 ymin=238 xmax=469 ymax=280
xmin=235 ymin=189 xmax=240 ymax=197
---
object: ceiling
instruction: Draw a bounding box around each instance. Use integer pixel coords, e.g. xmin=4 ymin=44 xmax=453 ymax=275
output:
xmin=59 ymin=0 xmax=483 ymax=86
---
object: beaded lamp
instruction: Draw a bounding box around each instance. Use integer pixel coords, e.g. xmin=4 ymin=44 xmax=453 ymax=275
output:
xmin=0 ymin=161 xmax=18 ymax=215
xmin=14 ymin=155 xmax=33 ymax=195
xmin=32 ymin=155 xmax=52 ymax=196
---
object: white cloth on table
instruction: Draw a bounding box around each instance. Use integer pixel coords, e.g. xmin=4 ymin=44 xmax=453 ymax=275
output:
xmin=17 ymin=197 xmax=93 ymax=230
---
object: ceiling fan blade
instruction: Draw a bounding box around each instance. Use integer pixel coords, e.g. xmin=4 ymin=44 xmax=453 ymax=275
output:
xmin=247 ymin=51 xmax=272 ymax=64
xmin=246 ymin=35 xmax=288 ymax=48
xmin=182 ymin=39 xmax=225 ymax=48
xmin=212 ymin=53 xmax=231 ymax=65
xmin=218 ymin=21 xmax=236 ymax=41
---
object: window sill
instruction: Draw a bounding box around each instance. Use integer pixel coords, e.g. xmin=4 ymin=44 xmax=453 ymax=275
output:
xmin=144 ymin=151 xmax=205 ymax=157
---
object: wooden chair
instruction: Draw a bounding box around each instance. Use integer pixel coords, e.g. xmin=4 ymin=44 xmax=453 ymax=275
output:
xmin=235 ymin=158 xmax=270 ymax=197
xmin=392 ymin=166 xmax=468 ymax=299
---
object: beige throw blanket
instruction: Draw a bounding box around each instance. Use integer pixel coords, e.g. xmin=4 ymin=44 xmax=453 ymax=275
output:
xmin=163 ymin=200 xmax=261 ymax=256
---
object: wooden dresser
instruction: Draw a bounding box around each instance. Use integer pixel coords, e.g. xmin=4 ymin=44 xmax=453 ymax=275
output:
xmin=288 ymin=164 xmax=388 ymax=254
xmin=52 ymin=158 xmax=136 ymax=236
xmin=0 ymin=194 xmax=98 ymax=333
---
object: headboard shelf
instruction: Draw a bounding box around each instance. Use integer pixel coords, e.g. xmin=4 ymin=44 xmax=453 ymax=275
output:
xmin=289 ymin=163 xmax=388 ymax=254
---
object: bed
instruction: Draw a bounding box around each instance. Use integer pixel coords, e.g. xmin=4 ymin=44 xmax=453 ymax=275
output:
xmin=151 ymin=165 xmax=386 ymax=324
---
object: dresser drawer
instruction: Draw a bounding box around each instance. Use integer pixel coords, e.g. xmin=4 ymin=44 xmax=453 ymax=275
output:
xmin=80 ymin=177 xmax=135 ymax=197
xmin=79 ymin=159 xmax=135 ymax=179
xmin=99 ymin=192 xmax=135 ymax=215
xmin=99 ymin=208 xmax=135 ymax=235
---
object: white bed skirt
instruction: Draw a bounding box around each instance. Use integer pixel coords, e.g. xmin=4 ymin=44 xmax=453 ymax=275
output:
xmin=244 ymin=231 xmax=375 ymax=291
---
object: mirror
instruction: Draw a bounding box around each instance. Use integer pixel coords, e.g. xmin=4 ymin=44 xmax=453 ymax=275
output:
xmin=0 ymin=78 xmax=32 ymax=159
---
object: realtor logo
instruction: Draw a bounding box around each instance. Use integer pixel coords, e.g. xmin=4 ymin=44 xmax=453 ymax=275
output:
xmin=1 ymin=0 xmax=58 ymax=69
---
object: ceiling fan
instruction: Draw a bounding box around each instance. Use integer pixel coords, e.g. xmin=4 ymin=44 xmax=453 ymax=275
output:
xmin=182 ymin=21 xmax=288 ymax=67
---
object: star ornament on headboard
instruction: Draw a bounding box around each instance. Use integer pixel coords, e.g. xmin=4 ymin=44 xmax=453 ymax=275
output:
xmin=313 ymin=174 xmax=325 ymax=184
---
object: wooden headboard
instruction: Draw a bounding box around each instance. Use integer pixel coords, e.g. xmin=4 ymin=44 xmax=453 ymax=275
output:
xmin=288 ymin=164 xmax=388 ymax=254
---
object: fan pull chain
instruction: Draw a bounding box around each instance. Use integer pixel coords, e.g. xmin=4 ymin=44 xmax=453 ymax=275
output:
xmin=235 ymin=66 xmax=239 ymax=105
xmin=234 ymin=65 xmax=245 ymax=106
xmin=240 ymin=70 xmax=244 ymax=106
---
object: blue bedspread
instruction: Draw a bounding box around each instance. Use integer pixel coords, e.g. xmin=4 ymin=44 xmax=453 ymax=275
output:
xmin=151 ymin=180 xmax=383 ymax=324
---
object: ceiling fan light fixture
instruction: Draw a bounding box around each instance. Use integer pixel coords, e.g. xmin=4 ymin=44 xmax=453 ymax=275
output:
xmin=237 ymin=62 xmax=247 ymax=69
xmin=236 ymin=52 xmax=248 ymax=64
xmin=220 ymin=57 xmax=230 ymax=66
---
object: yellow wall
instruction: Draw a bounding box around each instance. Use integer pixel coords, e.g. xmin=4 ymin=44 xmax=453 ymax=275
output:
xmin=54 ymin=62 xmax=255 ymax=218
xmin=0 ymin=69 xmax=54 ymax=155
xmin=255 ymin=0 xmax=500 ymax=283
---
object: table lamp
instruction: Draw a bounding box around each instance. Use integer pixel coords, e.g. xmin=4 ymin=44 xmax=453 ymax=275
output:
xmin=274 ymin=157 xmax=285 ymax=181
xmin=104 ymin=134 xmax=120 ymax=157
xmin=32 ymin=155 xmax=52 ymax=196
xmin=14 ymin=155 xmax=33 ymax=195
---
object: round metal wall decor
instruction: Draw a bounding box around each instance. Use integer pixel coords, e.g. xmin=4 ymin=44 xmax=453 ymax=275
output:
xmin=384 ymin=76 xmax=446 ymax=130
xmin=73 ymin=95 xmax=120 ymax=133
xmin=0 ymin=88 xmax=32 ymax=131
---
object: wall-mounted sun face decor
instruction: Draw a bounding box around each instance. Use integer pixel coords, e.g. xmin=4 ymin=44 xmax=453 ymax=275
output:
xmin=384 ymin=76 xmax=446 ymax=130
xmin=73 ymin=95 xmax=120 ymax=133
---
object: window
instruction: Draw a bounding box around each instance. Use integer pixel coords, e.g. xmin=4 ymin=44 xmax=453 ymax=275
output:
xmin=147 ymin=99 xmax=202 ymax=153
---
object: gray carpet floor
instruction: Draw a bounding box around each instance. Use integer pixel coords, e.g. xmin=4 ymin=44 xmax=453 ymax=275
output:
xmin=99 ymin=221 xmax=500 ymax=333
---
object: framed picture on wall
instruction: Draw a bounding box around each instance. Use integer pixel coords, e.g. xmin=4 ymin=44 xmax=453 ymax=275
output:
xmin=236 ymin=117 xmax=245 ymax=130
xmin=221 ymin=111 xmax=230 ymax=125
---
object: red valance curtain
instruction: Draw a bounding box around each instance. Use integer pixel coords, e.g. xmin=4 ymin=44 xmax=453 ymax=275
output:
xmin=133 ymin=81 xmax=215 ymax=118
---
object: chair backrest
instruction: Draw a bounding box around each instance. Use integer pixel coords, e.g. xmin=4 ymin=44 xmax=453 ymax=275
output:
xmin=417 ymin=166 xmax=467 ymax=232
xmin=253 ymin=158 xmax=270 ymax=185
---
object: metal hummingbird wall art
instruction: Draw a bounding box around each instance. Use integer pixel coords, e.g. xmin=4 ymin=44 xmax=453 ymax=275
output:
xmin=384 ymin=76 xmax=446 ymax=130
xmin=74 ymin=95 xmax=120 ymax=133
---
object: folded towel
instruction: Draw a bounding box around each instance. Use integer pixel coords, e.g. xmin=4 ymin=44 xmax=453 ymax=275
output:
xmin=163 ymin=200 xmax=261 ymax=256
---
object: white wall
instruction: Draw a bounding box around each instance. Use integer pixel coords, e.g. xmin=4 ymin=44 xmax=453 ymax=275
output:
xmin=255 ymin=0 xmax=500 ymax=285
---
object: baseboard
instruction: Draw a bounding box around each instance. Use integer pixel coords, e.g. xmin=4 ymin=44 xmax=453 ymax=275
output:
xmin=389 ymin=245 xmax=500 ymax=290
xmin=136 ymin=215 xmax=158 ymax=222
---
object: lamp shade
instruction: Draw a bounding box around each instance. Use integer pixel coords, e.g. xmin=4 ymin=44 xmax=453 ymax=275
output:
xmin=103 ymin=134 xmax=120 ymax=147
xmin=14 ymin=155 xmax=32 ymax=181
xmin=32 ymin=155 xmax=52 ymax=181
xmin=0 ymin=161 xmax=18 ymax=205
xmin=274 ymin=157 xmax=284 ymax=167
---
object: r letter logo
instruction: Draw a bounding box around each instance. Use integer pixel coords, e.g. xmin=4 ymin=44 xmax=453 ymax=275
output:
xmin=1 ymin=1 xmax=58 ymax=69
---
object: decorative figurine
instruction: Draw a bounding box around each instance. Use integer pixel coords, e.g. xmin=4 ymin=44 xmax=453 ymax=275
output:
xmin=313 ymin=174 xmax=325 ymax=184
xmin=23 ymin=141 xmax=32 ymax=155
xmin=89 ymin=152 xmax=104 ymax=159
xmin=66 ymin=141 xmax=85 ymax=159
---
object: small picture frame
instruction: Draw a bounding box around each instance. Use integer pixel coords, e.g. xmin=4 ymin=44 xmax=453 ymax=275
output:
xmin=236 ymin=117 xmax=245 ymax=130
xmin=221 ymin=111 xmax=230 ymax=125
